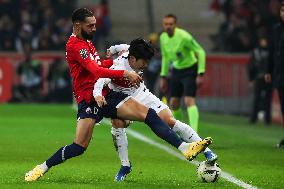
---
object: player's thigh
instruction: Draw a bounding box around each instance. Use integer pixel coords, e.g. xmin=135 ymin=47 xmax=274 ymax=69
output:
xmin=158 ymin=108 xmax=176 ymax=128
xmin=117 ymin=98 xmax=149 ymax=121
xmin=75 ymin=100 xmax=103 ymax=148
xmin=75 ymin=118 xmax=96 ymax=148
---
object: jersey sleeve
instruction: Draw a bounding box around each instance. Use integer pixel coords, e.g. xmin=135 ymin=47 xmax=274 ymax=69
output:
xmin=184 ymin=34 xmax=206 ymax=74
xmin=108 ymin=44 xmax=130 ymax=54
xmin=160 ymin=35 xmax=170 ymax=77
xmin=100 ymin=59 xmax=113 ymax=68
xmin=93 ymin=78 xmax=111 ymax=97
xmin=71 ymin=43 xmax=125 ymax=78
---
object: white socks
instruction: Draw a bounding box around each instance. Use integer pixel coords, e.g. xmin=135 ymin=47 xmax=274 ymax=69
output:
xmin=172 ymin=120 xmax=211 ymax=152
xmin=111 ymin=127 xmax=131 ymax=167
xmin=39 ymin=161 xmax=49 ymax=173
xmin=177 ymin=142 xmax=190 ymax=153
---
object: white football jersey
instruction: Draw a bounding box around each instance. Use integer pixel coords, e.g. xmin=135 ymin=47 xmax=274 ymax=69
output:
xmin=93 ymin=52 xmax=168 ymax=113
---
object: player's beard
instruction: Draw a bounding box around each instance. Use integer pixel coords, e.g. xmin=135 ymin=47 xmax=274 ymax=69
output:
xmin=166 ymin=29 xmax=174 ymax=37
xmin=81 ymin=30 xmax=94 ymax=40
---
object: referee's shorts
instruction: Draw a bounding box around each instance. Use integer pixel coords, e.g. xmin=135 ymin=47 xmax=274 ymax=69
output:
xmin=170 ymin=64 xmax=198 ymax=98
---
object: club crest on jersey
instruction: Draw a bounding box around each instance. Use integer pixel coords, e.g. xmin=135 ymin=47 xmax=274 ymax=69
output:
xmin=86 ymin=107 xmax=92 ymax=114
xmin=79 ymin=49 xmax=88 ymax=59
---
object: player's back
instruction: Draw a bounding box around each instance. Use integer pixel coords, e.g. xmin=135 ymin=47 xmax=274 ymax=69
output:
xmin=109 ymin=52 xmax=146 ymax=96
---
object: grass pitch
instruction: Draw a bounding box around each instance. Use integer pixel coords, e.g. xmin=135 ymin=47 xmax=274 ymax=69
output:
xmin=0 ymin=104 xmax=284 ymax=189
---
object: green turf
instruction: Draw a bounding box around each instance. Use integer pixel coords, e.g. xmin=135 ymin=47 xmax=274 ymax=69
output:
xmin=0 ymin=104 xmax=284 ymax=189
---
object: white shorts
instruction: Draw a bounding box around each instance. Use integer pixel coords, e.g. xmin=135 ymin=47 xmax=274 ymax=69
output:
xmin=131 ymin=88 xmax=168 ymax=114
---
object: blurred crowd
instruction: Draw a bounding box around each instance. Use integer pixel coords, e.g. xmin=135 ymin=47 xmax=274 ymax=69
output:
xmin=210 ymin=0 xmax=282 ymax=52
xmin=0 ymin=0 xmax=76 ymax=52
xmin=0 ymin=0 xmax=112 ymax=103
xmin=0 ymin=0 xmax=111 ymax=52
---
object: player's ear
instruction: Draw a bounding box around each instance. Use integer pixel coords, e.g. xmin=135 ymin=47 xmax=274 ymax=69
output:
xmin=128 ymin=55 xmax=136 ymax=64
xmin=74 ymin=22 xmax=81 ymax=30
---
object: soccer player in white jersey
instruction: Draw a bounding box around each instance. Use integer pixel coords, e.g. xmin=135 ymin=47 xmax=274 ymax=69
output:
xmin=93 ymin=39 xmax=218 ymax=181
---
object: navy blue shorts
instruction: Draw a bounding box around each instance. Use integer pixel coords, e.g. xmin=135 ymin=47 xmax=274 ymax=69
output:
xmin=170 ymin=64 xmax=198 ymax=98
xmin=77 ymin=90 xmax=129 ymax=122
xmin=77 ymin=100 xmax=103 ymax=122
xmin=102 ymin=90 xmax=130 ymax=118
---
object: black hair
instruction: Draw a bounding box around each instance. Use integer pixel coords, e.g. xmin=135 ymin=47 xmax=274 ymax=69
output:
xmin=128 ymin=38 xmax=155 ymax=61
xmin=281 ymin=1 xmax=284 ymax=7
xmin=164 ymin=13 xmax=177 ymax=23
xmin=72 ymin=8 xmax=94 ymax=23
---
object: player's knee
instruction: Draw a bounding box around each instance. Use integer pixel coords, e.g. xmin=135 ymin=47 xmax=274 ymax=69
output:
xmin=166 ymin=117 xmax=176 ymax=128
xmin=170 ymin=100 xmax=180 ymax=110
xmin=74 ymin=139 xmax=90 ymax=149
xmin=170 ymin=103 xmax=180 ymax=110
xmin=111 ymin=119 xmax=126 ymax=128
xmin=170 ymin=101 xmax=179 ymax=110
xmin=184 ymin=97 xmax=196 ymax=106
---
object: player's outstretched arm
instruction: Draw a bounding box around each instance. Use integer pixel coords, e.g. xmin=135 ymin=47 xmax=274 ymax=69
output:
xmin=108 ymin=44 xmax=130 ymax=56
xmin=85 ymin=62 xmax=142 ymax=87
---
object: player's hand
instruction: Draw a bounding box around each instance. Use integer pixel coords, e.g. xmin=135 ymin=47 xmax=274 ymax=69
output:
xmin=95 ymin=96 xmax=107 ymax=108
xmin=124 ymin=70 xmax=142 ymax=88
xmin=196 ymin=75 xmax=204 ymax=88
xmin=264 ymin=74 xmax=272 ymax=83
xmin=160 ymin=77 xmax=168 ymax=94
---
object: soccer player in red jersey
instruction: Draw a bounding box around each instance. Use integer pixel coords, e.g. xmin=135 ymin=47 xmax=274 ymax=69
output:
xmin=25 ymin=8 xmax=212 ymax=182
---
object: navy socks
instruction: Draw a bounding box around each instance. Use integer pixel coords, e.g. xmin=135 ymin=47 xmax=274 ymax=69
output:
xmin=46 ymin=143 xmax=85 ymax=168
xmin=144 ymin=108 xmax=183 ymax=148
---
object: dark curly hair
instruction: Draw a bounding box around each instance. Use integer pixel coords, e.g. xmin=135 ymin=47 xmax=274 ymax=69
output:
xmin=72 ymin=8 xmax=94 ymax=23
xmin=128 ymin=38 xmax=155 ymax=61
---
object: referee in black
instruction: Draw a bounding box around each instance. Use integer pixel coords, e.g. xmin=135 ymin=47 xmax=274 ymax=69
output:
xmin=265 ymin=1 xmax=284 ymax=147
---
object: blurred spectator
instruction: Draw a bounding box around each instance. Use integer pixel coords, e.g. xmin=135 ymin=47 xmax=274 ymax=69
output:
xmin=47 ymin=58 xmax=73 ymax=103
xmin=144 ymin=33 xmax=161 ymax=96
xmin=89 ymin=0 xmax=111 ymax=51
xmin=0 ymin=15 xmax=17 ymax=51
xmin=12 ymin=47 xmax=47 ymax=102
xmin=211 ymin=0 xmax=281 ymax=52
xmin=265 ymin=1 xmax=284 ymax=125
xmin=0 ymin=0 xmax=76 ymax=51
xmin=247 ymin=37 xmax=272 ymax=125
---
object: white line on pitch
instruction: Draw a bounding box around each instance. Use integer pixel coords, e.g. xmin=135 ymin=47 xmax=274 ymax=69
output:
xmin=126 ymin=128 xmax=258 ymax=189
xmin=81 ymin=115 xmax=259 ymax=189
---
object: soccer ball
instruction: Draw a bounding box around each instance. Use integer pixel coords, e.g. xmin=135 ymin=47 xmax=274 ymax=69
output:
xmin=197 ymin=161 xmax=221 ymax=182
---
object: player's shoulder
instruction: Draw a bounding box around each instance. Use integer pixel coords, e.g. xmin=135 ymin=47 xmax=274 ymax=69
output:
xmin=160 ymin=32 xmax=168 ymax=40
xmin=66 ymin=34 xmax=88 ymax=52
xmin=113 ymin=52 xmax=129 ymax=68
xmin=176 ymin=28 xmax=192 ymax=39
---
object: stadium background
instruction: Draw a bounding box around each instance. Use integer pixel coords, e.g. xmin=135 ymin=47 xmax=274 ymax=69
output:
xmin=1 ymin=1 xmax=284 ymax=189
xmin=0 ymin=0 xmax=282 ymax=122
